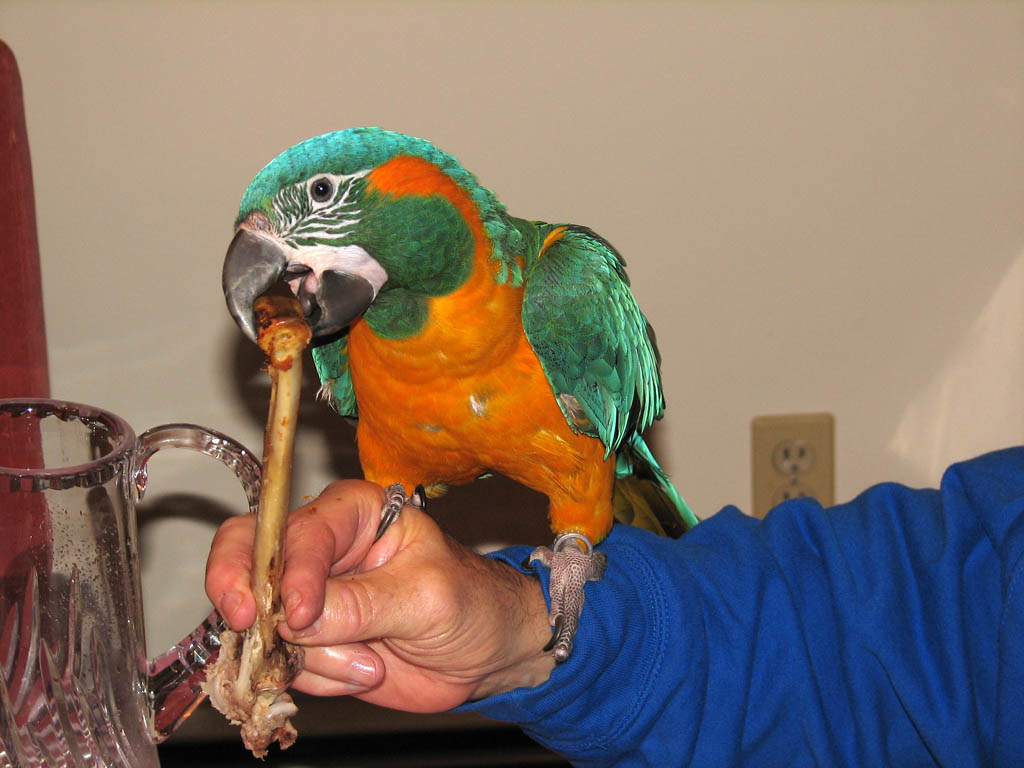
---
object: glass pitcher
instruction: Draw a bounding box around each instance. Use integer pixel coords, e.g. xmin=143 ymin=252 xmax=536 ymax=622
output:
xmin=0 ymin=399 xmax=260 ymax=767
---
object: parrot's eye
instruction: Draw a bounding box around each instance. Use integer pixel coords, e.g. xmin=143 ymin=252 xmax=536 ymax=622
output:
xmin=310 ymin=177 xmax=334 ymax=203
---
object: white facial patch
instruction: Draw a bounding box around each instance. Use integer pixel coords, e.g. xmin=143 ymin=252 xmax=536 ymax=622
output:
xmin=286 ymin=244 xmax=389 ymax=299
xmin=273 ymin=169 xmax=370 ymax=244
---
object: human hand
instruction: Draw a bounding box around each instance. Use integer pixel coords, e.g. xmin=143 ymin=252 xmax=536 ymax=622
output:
xmin=205 ymin=480 xmax=554 ymax=712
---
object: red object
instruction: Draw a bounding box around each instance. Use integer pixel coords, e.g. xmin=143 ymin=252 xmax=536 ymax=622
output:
xmin=0 ymin=40 xmax=49 ymax=399
xmin=0 ymin=42 xmax=52 ymax=640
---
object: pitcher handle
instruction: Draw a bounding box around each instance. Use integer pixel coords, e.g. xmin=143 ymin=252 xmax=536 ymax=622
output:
xmin=132 ymin=423 xmax=262 ymax=742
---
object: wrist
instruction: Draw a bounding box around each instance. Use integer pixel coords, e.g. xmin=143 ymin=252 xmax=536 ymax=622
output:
xmin=467 ymin=559 xmax=555 ymax=700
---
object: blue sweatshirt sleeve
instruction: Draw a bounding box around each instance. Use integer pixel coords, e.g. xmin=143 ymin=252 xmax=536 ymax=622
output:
xmin=458 ymin=447 xmax=1024 ymax=767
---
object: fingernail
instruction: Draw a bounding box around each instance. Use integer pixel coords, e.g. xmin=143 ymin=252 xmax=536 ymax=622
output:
xmin=346 ymin=654 xmax=377 ymax=688
xmin=292 ymin=617 xmax=321 ymax=639
xmin=221 ymin=590 xmax=243 ymax=622
xmin=283 ymin=589 xmax=301 ymax=615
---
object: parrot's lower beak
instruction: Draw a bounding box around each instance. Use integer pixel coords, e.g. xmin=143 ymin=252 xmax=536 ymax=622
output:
xmin=223 ymin=229 xmax=381 ymax=343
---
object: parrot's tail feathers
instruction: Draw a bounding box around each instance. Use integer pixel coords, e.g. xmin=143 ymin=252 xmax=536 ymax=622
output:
xmin=613 ymin=436 xmax=698 ymax=538
xmin=423 ymin=482 xmax=449 ymax=499
xmin=612 ymin=475 xmax=685 ymax=537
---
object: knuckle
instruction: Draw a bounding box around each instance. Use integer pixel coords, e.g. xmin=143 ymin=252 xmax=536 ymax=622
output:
xmin=285 ymin=514 xmax=335 ymax=567
xmin=210 ymin=514 xmax=255 ymax=547
xmin=321 ymin=478 xmax=386 ymax=507
xmin=342 ymin=578 xmax=376 ymax=627
xmin=316 ymin=578 xmax=374 ymax=642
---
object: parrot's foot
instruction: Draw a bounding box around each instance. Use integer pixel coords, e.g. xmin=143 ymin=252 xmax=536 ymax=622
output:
xmin=374 ymin=483 xmax=426 ymax=542
xmin=529 ymin=533 xmax=607 ymax=663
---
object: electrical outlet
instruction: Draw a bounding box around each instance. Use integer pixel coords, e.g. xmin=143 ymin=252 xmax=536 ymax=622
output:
xmin=751 ymin=413 xmax=834 ymax=518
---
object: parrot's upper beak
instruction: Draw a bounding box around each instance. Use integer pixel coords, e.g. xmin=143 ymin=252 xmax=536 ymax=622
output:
xmin=223 ymin=225 xmax=382 ymax=343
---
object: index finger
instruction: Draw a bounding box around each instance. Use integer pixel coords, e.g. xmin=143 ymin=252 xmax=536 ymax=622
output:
xmin=280 ymin=480 xmax=387 ymax=631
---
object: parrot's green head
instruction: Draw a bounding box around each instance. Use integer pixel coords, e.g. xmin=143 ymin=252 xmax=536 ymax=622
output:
xmin=223 ymin=127 xmax=523 ymax=342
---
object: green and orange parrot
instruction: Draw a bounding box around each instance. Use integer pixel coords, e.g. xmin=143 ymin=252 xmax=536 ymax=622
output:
xmin=223 ymin=128 xmax=697 ymax=660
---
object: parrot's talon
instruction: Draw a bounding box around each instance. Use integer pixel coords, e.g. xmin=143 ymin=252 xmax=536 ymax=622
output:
xmin=529 ymin=533 xmax=606 ymax=663
xmin=374 ymin=483 xmax=408 ymax=542
xmin=542 ymin=615 xmax=563 ymax=653
xmin=411 ymin=484 xmax=427 ymax=511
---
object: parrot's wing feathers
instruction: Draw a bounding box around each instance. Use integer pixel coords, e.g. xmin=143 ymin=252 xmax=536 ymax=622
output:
xmin=311 ymin=334 xmax=358 ymax=420
xmin=522 ymin=225 xmax=664 ymax=457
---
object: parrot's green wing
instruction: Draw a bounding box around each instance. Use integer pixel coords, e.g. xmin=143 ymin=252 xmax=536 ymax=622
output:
xmin=521 ymin=224 xmax=664 ymax=456
xmin=522 ymin=224 xmax=698 ymax=533
xmin=311 ymin=334 xmax=358 ymax=420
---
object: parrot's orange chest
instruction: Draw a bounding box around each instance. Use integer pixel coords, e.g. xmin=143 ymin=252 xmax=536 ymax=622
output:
xmin=343 ymin=289 xmax=616 ymax=541
xmin=342 ymin=154 xmax=615 ymax=539
xmin=346 ymin=286 xmax=560 ymax=483
xmin=349 ymin=153 xmax=574 ymax=487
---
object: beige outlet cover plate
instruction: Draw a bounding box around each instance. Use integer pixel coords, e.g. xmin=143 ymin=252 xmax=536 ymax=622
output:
xmin=751 ymin=412 xmax=834 ymax=518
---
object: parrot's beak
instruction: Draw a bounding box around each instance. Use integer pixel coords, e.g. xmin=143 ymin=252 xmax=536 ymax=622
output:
xmin=223 ymin=227 xmax=382 ymax=343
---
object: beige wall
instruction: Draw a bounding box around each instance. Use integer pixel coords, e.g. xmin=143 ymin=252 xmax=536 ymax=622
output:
xmin=4 ymin=1 xmax=1022 ymax=651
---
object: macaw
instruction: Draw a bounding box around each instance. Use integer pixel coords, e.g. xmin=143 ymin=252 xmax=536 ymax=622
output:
xmin=223 ymin=128 xmax=697 ymax=660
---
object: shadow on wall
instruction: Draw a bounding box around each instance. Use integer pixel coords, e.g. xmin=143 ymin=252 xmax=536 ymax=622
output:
xmin=888 ymin=250 xmax=1024 ymax=480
